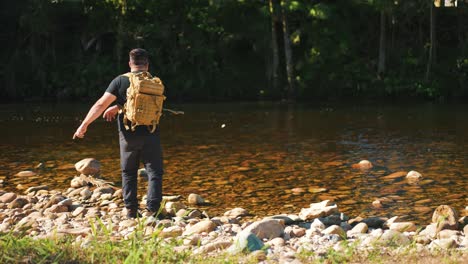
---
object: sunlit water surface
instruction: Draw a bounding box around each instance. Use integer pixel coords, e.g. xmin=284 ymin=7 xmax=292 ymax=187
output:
xmin=0 ymin=102 xmax=467 ymax=224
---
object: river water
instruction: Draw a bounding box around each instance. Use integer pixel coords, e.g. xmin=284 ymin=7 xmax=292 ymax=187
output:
xmin=0 ymin=102 xmax=467 ymax=224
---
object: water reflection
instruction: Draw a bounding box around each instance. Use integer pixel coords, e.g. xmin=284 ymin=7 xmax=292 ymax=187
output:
xmin=0 ymin=102 xmax=467 ymax=224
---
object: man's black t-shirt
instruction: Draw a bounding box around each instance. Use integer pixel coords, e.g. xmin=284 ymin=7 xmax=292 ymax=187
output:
xmin=105 ymin=73 xmax=156 ymax=136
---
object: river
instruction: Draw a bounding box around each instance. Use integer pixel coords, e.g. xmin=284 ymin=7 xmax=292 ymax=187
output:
xmin=0 ymin=102 xmax=467 ymax=224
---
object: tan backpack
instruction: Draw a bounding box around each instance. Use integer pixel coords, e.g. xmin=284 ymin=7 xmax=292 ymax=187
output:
xmin=122 ymin=71 xmax=165 ymax=133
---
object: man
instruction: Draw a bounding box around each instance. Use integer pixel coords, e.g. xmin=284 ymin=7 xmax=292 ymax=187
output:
xmin=73 ymin=48 xmax=164 ymax=219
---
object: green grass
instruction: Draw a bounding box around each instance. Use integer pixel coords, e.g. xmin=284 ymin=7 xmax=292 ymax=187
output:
xmin=0 ymin=231 xmax=186 ymax=263
xmin=295 ymin=237 xmax=467 ymax=264
xmin=0 ymin=226 xmax=466 ymax=264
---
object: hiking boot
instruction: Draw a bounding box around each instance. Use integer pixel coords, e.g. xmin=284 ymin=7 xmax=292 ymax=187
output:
xmin=126 ymin=208 xmax=142 ymax=219
xmin=142 ymin=208 xmax=169 ymax=220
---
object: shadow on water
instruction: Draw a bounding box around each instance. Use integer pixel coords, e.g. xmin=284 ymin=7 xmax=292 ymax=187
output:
xmin=0 ymin=102 xmax=467 ymax=224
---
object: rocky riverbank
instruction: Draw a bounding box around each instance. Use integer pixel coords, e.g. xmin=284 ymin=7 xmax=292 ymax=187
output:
xmin=1 ymin=159 xmax=467 ymax=263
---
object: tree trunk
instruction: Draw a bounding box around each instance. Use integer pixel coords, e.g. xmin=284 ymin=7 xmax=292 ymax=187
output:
xmin=378 ymin=10 xmax=386 ymax=78
xmin=280 ymin=0 xmax=295 ymax=102
xmin=425 ymin=2 xmax=436 ymax=81
xmin=268 ymin=0 xmax=280 ymax=94
xmin=116 ymin=1 xmax=128 ymax=72
xmin=116 ymin=17 xmax=124 ymax=72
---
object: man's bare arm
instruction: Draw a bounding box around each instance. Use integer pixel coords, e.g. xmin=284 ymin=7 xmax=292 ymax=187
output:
xmin=73 ymin=92 xmax=116 ymax=139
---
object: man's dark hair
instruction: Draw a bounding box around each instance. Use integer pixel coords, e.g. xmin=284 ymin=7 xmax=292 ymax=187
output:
xmin=129 ymin=48 xmax=149 ymax=66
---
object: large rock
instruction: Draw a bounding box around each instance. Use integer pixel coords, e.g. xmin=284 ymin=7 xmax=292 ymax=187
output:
xmin=299 ymin=200 xmax=338 ymax=220
xmin=429 ymin=238 xmax=458 ymax=249
xmin=195 ymin=241 xmax=232 ymax=255
xmin=242 ymin=219 xmax=284 ymax=240
xmin=71 ymin=177 xmax=87 ymax=188
xmin=310 ymin=218 xmax=326 ymax=230
xmin=265 ymin=214 xmax=300 ymax=225
xmin=361 ymin=217 xmax=387 ymax=228
xmin=0 ymin=193 xmax=17 ymax=203
xmin=378 ymin=230 xmax=410 ymax=246
xmin=432 ymin=205 xmax=459 ymax=230
xmin=8 ymin=197 xmax=29 ymax=209
xmin=48 ymin=204 xmax=69 ymax=213
xmin=389 ymin=222 xmax=417 ymax=232
xmin=165 ymin=201 xmax=186 ymax=215
xmin=25 ymin=185 xmax=49 ymax=194
xmin=159 ymin=226 xmax=183 ymax=238
xmin=45 ymin=194 xmax=66 ymax=208
xmin=15 ymin=216 xmax=35 ymax=230
xmin=183 ymin=220 xmax=217 ymax=236
xmin=419 ymin=223 xmax=437 ymax=238
xmin=437 ymin=229 xmax=460 ymax=239
xmin=80 ymin=188 xmax=92 ymax=200
xmin=75 ymin=158 xmax=101 ymax=175
xmin=72 ymin=206 xmax=87 ymax=217
xmin=224 ymin=208 xmax=249 ymax=218
xmin=461 ymin=236 xmax=468 ymax=248
xmin=93 ymin=186 xmax=115 ymax=195
xmin=348 ymin=222 xmax=368 ymax=235
xmin=322 ymin=225 xmax=346 ymax=239
xmin=229 ymin=231 xmax=264 ymax=254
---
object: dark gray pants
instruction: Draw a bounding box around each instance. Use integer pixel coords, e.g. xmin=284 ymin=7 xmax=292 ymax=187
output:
xmin=119 ymin=130 xmax=163 ymax=212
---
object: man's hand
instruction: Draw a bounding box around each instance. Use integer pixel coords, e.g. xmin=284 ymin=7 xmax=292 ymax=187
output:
xmin=73 ymin=124 xmax=88 ymax=139
xmin=103 ymin=105 xmax=119 ymax=122
xmin=72 ymin=92 xmax=116 ymax=140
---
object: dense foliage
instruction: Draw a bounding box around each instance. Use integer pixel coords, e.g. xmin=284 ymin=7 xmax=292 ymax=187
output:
xmin=1 ymin=0 xmax=467 ymax=102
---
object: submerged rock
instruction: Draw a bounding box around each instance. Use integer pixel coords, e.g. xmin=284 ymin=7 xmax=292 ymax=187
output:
xmin=406 ymin=170 xmax=423 ymax=181
xmin=352 ymin=160 xmax=373 ymax=170
xmin=15 ymin=171 xmax=37 ymax=177
xmin=187 ymin=193 xmax=205 ymax=205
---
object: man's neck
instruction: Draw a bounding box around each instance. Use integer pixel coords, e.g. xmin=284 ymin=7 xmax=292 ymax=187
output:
xmin=130 ymin=67 xmax=148 ymax=73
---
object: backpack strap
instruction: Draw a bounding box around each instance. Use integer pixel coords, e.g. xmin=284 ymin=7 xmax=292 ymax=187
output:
xmin=123 ymin=114 xmax=130 ymax=131
xmin=121 ymin=72 xmax=133 ymax=131
xmin=148 ymin=120 xmax=157 ymax=133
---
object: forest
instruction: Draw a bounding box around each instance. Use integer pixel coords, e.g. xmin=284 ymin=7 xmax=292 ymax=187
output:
xmin=1 ymin=0 xmax=467 ymax=102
